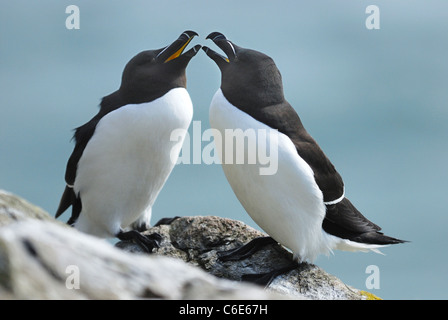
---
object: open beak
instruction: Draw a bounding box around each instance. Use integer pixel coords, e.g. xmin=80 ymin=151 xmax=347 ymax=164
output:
xmin=202 ymin=32 xmax=237 ymax=67
xmin=156 ymin=30 xmax=201 ymax=63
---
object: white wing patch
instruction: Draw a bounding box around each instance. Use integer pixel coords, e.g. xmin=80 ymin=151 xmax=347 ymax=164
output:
xmin=323 ymin=187 xmax=345 ymax=205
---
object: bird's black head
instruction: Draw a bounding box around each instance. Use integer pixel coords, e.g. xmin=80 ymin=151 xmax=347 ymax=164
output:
xmin=119 ymin=30 xmax=201 ymax=104
xmin=202 ymin=32 xmax=285 ymax=109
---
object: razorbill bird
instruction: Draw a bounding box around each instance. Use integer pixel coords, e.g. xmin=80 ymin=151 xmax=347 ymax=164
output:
xmin=56 ymin=31 xmax=201 ymax=251
xmin=203 ymin=32 xmax=405 ymax=282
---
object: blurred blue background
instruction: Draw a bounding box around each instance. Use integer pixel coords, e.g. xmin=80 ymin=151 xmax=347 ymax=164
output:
xmin=1 ymin=1 xmax=447 ymax=299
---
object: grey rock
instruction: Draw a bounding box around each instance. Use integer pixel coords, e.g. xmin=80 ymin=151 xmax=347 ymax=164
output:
xmin=0 ymin=190 xmax=377 ymax=300
xmin=117 ymin=216 xmax=377 ymax=300
xmin=0 ymin=191 xmax=290 ymax=300
xmin=0 ymin=219 xmax=291 ymax=300
xmin=0 ymin=190 xmax=55 ymax=227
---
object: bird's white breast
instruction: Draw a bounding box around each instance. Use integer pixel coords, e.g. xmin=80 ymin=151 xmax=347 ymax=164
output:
xmin=74 ymin=87 xmax=193 ymax=237
xmin=209 ymin=89 xmax=331 ymax=261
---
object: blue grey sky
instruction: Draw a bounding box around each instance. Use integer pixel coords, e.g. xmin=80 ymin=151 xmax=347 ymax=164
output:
xmin=1 ymin=1 xmax=447 ymax=299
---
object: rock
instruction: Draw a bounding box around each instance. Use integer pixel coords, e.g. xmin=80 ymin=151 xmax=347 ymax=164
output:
xmin=0 ymin=191 xmax=290 ymax=300
xmin=0 ymin=219 xmax=292 ymax=299
xmin=0 ymin=190 xmax=377 ymax=300
xmin=117 ymin=216 xmax=376 ymax=300
xmin=0 ymin=190 xmax=55 ymax=227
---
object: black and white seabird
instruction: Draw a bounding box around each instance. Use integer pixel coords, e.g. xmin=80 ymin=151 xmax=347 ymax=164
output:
xmin=203 ymin=32 xmax=405 ymax=278
xmin=56 ymin=31 xmax=201 ymax=251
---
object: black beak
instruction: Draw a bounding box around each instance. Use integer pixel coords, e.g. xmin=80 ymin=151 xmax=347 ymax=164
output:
xmin=202 ymin=32 xmax=237 ymax=68
xmin=156 ymin=30 xmax=201 ymax=63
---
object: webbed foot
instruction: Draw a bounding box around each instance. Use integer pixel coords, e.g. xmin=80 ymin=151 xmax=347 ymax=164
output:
xmin=241 ymin=261 xmax=299 ymax=287
xmin=154 ymin=216 xmax=181 ymax=227
xmin=116 ymin=230 xmax=162 ymax=253
xmin=217 ymin=236 xmax=277 ymax=262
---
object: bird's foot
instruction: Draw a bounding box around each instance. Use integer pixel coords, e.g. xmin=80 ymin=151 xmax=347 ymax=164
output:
xmin=217 ymin=236 xmax=278 ymax=262
xmin=116 ymin=230 xmax=162 ymax=253
xmin=153 ymin=216 xmax=181 ymax=227
xmin=241 ymin=261 xmax=299 ymax=287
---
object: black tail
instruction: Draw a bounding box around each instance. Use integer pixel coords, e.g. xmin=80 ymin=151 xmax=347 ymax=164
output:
xmin=351 ymin=231 xmax=408 ymax=245
xmin=323 ymin=197 xmax=408 ymax=245
xmin=55 ymin=185 xmax=73 ymax=218
xmin=55 ymin=186 xmax=81 ymax=225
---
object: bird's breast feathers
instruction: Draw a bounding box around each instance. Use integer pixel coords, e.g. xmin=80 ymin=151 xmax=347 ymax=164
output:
xmin=209 ymin=89 xmax=329 ymax=261
xmin=73 ymin=88 xmax=193 ymax=233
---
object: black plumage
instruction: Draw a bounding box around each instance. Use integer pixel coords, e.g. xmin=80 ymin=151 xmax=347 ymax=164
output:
xmin=55 ymin=31 xmax=201 ymax=228
xmin=203 ymin=32 xmax=406 ymax=246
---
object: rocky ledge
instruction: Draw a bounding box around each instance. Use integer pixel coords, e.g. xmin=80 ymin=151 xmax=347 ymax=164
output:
xmin=0 ymin=190 xmax=377 ymax=300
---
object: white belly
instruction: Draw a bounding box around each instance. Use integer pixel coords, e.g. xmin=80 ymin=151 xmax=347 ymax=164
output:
xmin=74 ymin=88 xmax=193 ymax=237
xmin=210 ymin=89 xmax=330 ymax=262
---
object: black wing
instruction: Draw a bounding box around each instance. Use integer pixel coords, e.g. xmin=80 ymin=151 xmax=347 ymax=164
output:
xmin=54 ymin=117 xmax=98 ymax=221
xmin=256 ymin=101 xmax=406 ymax=245
xmin=323 ymin=198 xmax=405 ymax=244
xmin=258 ymin=102 xmax=405 ymax=244
xmin=258 ymin=101 xmax=344 ymax=203
xmin=55 ymin=91 xmax=124 ymax=222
